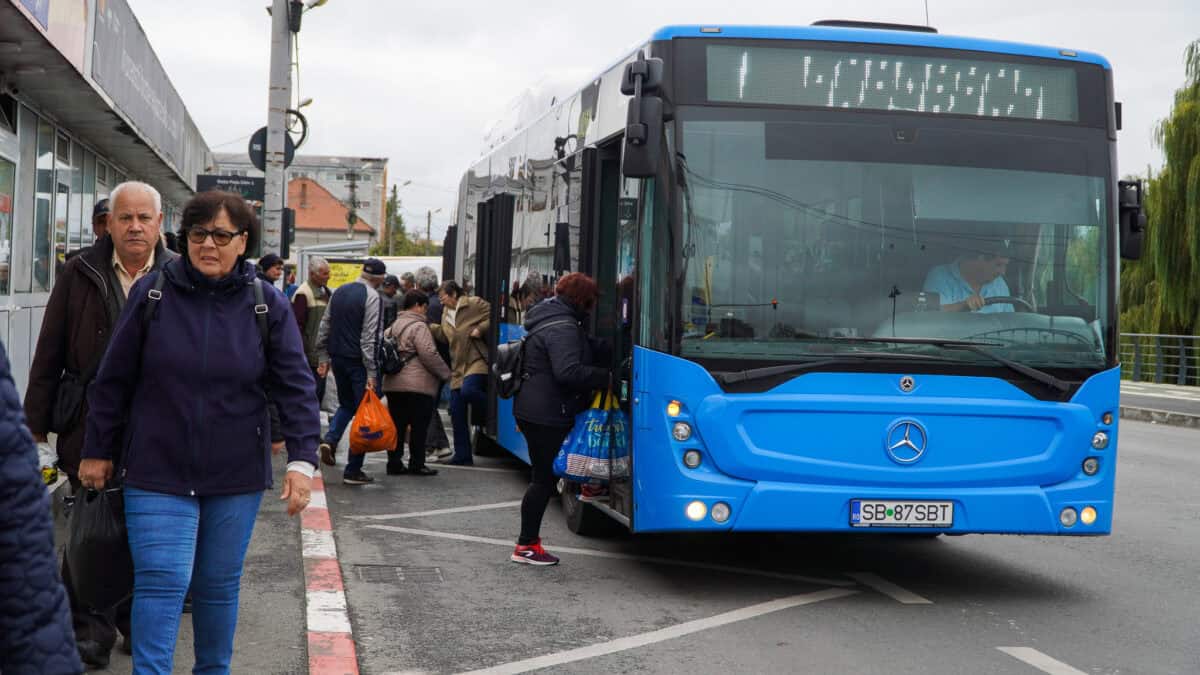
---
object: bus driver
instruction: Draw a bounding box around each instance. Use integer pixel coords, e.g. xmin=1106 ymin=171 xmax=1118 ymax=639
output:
xmin=922 ymin=238 xmax=1015 ymax=313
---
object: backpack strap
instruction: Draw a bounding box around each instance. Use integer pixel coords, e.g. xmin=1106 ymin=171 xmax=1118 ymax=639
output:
xmin=141 ymin=272 xmax=168 ymax=333
xmin=252 ymin=279 xmax=273 ymax=372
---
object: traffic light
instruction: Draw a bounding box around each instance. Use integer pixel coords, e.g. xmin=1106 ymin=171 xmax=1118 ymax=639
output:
xmin=281 ymin=207 xmax=296 ymax=260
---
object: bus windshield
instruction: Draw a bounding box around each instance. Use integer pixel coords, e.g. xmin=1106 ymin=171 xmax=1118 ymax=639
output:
xmin=677 ymin=109 xmax=1111 ymax=371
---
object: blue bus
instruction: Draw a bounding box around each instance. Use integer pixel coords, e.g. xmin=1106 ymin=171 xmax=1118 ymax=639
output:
xmin=448 ymin=21 xmax=1146 ymax=536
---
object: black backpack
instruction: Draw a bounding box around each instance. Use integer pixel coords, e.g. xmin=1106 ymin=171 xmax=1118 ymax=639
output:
xmin=493 ymin=319 xmax=575 ymax=399
xmin=379 ymin=321 xmax=421 ymax=376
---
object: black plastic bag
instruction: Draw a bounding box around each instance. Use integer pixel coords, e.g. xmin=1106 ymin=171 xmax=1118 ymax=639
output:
xmin=66 ymin=487 xmax=134 ymax=611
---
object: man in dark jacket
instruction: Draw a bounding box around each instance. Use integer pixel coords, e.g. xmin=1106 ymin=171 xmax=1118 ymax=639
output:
xmin=316 ymin=258 xmax=386 ymax=485
xmin=0 ymin=340 xmax=82 ymax=674
xmin=24 ymin=182 xmax=176 ymax=667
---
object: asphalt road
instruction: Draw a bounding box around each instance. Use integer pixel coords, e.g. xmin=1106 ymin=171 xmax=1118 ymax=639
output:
xmin=1121 ymin=381 xmax=1200 ymax=418
xmin=322 ymin=418 xmax=1200 ymax=675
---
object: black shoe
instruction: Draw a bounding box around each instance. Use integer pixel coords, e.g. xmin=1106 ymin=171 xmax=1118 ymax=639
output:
xmin=386 ymin=465 xmax=408 ymax=475
xmin=319 ymin=442 xmax=336 ymax=466
xmin=77 ymin=640 xmax=110 ymax=668
xmin=343 ymin=471 xmax=374 ymax=485
xmin=119 ymin=635 xmax=133 ymax=655
xmin=409 ymin=466 xmax=439 ymax=476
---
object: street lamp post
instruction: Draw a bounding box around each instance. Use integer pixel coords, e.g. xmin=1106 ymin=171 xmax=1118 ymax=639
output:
xmin=427 ymin=207 xmax=442 ymax=245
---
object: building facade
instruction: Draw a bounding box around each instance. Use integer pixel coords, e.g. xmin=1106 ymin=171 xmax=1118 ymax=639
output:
xmin=213 ymin=152 xmax=388 ymax=245
xmin=0 ymin=0 xmax=212 ymax=393
xmin=288 ymin=177 xmax=375 ymax=251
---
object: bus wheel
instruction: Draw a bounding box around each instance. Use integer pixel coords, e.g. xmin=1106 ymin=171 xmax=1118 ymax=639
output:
xmin=561 ymin=482 xmax=615 ymax=537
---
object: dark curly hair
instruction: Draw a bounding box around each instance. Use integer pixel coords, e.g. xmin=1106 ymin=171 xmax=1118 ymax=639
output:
xmin=555 ymin=272 xmax=599 ymax=312
xmin=180 ymin=190 xmax=261 ymax=255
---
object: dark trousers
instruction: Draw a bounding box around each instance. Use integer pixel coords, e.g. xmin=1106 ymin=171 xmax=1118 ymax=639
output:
xmin=311 ymin=366 xmax=326 ymax=407
xmin=386 ymin=392 xmax=436 ymax=472
xmin=448 ymin=374 xmax=487 ymax=463
xmin=516 ymin=420 xmax=572 ymax=545
xmin=326 ymin=356 xmax=366 ymax=477
xmin=425 ymin=384 xmax=450 ymax=450
xmin=64 ymin=476 xmax=132 ymax=652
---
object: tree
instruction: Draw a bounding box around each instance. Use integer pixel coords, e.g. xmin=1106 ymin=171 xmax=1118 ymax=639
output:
xmin=369 ymin=184 xmax=441 ymax=256
xmin=1120 ymin=39 xmax=1200 ymax=335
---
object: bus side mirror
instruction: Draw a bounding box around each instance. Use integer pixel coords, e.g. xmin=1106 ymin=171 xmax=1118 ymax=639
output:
xmin=1118 ymin=180 xmax=1146 ymax=260
xmin=621 ymin=53 xmax=665 ymax=179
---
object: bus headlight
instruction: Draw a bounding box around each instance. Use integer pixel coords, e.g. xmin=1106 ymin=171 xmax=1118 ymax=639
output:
xmin=711 ymin=502 xmax=731 ymax=523
xmin=673 ymin=422 xmax=692 ymax=442
xmin=1080 ymin=506 xmax=1098 ymax=525
xmin=685 ymin=501 xmax=707 ymax=521
xmin=1091 ymin=431 xmax=1109 ymax=449
xmin=683 ymin=450 xmax=702 ymax=469
xmin=1082 ymin=457 xmax=1100 ymax=475
xmin=667 ymin=400 xmax=682 ymax=417
xmin=1102 ymin=412 xmax=1113 ymax=425
xmin=1060 ymin=507 xmax=1078 ymax=527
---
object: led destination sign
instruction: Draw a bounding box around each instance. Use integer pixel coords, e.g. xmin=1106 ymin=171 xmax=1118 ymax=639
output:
xmin=707 ymin=44 xmax=1080 ymax=122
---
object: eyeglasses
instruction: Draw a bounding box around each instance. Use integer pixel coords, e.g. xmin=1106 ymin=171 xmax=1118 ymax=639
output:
xmin=186 ymin=227 xmax=245 ymax=247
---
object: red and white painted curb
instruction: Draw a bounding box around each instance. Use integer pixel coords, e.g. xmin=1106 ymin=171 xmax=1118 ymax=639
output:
xmin=302 ymin=471 xmax=359 ymax=675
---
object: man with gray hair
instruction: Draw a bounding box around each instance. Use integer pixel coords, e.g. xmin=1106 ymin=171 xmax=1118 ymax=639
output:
xmin=25 ymin=181 xmax=177 ymax=667
xmin=293 ymin=256 xmax=333 ymax=405
xmin=416 ymin=267 xmax=452 ymax=460
xmin=401 ymin=271 xmax=417 ymax=293
xmin=316 ymin=258 xmax=386 ymax=485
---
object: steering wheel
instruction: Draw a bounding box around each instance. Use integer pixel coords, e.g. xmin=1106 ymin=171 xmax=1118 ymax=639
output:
xmin=983 ymin=296 xmax=1035 ymax=312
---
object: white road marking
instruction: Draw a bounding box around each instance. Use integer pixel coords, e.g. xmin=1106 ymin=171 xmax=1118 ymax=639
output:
xmin=456 ymin=588 xmax=857 ymax=675
xmin=305 ymin=589 xmax=353 ymax=633
xmin=363 ymin=525 xmax=854 ymax=587
xmin=307 ymin=490 xmax=327 ymax=509
xmin=846 ymin=572 xmax=932 ymax=604
xmin=997 ymin=647 xmax=1088 ymax=675
xmin=348 ymin=500 xmax=523 ymax=521
xmin=301 ymin=529 xmax=337 ymax=559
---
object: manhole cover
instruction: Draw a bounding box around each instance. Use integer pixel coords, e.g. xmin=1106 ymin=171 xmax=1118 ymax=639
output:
xmin=354 ymin=565 xmax=444 ymax=583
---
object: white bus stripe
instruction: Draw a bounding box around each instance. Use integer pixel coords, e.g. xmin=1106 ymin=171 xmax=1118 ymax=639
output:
xmin=997 ymin=647 xmax=1088 ymax=675
xmin=456 ymin=588 xmax=857 ymax=675
xmin=846 ymin=572 xmax=932 ymax=604
xmin=348 ymin=500 xmax=523 ymax=521
xmin=364 ymin=524 xmax=853 ymax=587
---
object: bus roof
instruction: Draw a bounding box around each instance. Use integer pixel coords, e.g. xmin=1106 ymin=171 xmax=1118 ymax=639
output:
xmin=649 ymin=25 xmax=1111 ymax=70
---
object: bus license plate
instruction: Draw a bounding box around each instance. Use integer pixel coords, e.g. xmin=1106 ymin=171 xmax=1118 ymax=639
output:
xmin=850 ymin=500 xmax=953 ymax=528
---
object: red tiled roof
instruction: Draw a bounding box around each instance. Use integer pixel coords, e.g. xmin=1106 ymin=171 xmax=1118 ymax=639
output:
xmin=287 ymin=177 xmax=375 ymax=234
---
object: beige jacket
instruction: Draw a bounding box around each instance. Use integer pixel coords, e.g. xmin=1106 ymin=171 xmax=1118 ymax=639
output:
xmin=431 ymin=295 xmax=491 ymax=389
xmin=381 ymin=310 xmax=452 ymax=397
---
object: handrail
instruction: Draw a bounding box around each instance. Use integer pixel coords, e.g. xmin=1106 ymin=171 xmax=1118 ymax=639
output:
xmin=1119 ymin=333 xmax=1200 ymax=386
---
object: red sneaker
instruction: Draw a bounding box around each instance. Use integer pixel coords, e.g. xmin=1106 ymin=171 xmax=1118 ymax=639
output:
xmin=511 ymin=538 xmax=559 ymax=566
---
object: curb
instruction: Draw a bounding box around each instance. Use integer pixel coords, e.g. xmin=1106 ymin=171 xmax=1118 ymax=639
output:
xmin=1120 ymin=405 xmax=1200 ymax=430
xmin=302 ymin=472 xmax=359 ymax=675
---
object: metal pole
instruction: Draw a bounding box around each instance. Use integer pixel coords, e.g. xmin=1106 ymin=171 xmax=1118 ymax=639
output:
xmin=427 ymin=209 xmax=432 ymax=245
xmin=262 ymin=0 xmax=291 ymax=257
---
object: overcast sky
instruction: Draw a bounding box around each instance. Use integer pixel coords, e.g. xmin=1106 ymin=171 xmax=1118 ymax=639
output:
xmin=127 ymin=0 xmax=1199 ymax=241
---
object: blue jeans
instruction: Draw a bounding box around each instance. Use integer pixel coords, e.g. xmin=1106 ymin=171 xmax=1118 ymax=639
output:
xmin=326 ymin=355 xmax=367 ymax=476
xmin=124 ymin=487 xmax=263 ymax=675
xmin=449 ymin=374 xmax=487 ymax=463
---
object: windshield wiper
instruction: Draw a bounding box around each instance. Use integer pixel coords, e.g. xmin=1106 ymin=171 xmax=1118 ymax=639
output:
xmin=712 ymin=352 xmax=945 ymax=386
xmin=822 ymin=336 xmax=1071 ymax=393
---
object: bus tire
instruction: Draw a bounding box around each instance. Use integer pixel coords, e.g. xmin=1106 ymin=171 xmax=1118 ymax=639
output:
xmin=561 ymin=483 xmax=616 ymax=537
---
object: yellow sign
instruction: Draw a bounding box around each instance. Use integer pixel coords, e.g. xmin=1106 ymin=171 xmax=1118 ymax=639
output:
xmin=326 ymin=261 xmax=361 ymax=290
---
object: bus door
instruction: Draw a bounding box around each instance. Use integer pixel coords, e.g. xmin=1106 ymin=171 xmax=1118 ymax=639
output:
xmin=583 ymin=139 xmax=637 ymax=522
xmin=472 ymin=193 xmax=514 ymax=439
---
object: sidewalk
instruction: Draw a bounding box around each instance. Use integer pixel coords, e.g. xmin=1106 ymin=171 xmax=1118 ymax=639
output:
xmin=52 ymin=454 xmax=309 ymax=674
xmin=1120 ymin=380 xmax=1200 ymax=429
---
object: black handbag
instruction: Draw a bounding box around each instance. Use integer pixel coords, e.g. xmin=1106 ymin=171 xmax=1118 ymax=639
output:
xmin=50 ymin=357 xmax=102 ymax=434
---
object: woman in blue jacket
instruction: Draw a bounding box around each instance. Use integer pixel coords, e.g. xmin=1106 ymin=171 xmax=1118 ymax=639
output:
xmin=79 ymin=190 xmax=320 ymax=674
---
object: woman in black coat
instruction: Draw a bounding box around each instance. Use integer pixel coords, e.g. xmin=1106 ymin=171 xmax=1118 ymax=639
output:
xmin=511 ymin=272 xmax=610 ymax=566
xmin=0 ymin=338 xmax=81 ymax=674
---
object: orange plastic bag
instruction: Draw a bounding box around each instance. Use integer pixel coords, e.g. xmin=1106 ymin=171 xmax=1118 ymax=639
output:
xmin=349 ymin=389 xmax=397 ymax=454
